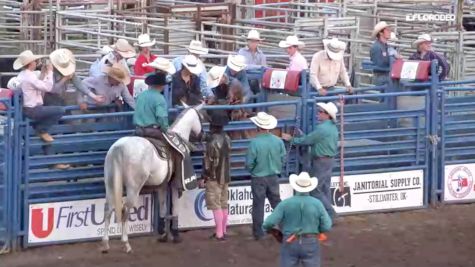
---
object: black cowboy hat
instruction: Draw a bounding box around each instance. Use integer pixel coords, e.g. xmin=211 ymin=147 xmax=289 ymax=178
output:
xmin=208 ymin=109 xmax=229 ymax=126
xmin=145 ymin=72 xmax=167 ymax=86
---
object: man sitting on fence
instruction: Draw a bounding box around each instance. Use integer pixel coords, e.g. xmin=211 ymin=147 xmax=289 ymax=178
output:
xmin=279 ymin=35 xmax=308 ymax=72
xmin=91 ymin=39 xmax=136 ymax=78
xmin=310 ymin=38 xmax=352 ymax=96
xmin=370 ymin=21 xmax=401 ymax=86
xmin=238 ymin=29 xmax=267 ymax=95
xmin=171 ymin=55 xmax=203 ymax=106
xmin=225 ymin=55 xmax=252 ymax=103
xmin=409 ymin=34 xmax=450 ymax=81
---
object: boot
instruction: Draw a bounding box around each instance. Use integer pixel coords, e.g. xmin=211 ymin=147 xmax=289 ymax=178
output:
xmin=171 ymin=216 xmax=182 ymax=244
xmin=157 ymin=217 xmax=168 ymax=243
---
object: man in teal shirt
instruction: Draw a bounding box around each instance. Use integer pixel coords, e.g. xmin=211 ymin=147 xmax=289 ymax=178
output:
xmin=263 ymin=172 xmax=332 ymax=267
xmin=282 ymin=102 xmax=338 ymax=221
xmin=246 ymin=112 xmax=286 ymax=240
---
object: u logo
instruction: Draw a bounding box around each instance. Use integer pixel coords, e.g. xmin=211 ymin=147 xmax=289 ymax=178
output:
xmin=31 ymin=208 xmax=54 ymax=238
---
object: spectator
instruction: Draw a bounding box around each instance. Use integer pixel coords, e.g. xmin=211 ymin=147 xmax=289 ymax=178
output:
xmin=238 ymin=29 xmax=266 ymax=95
xmin=144 ymin=57 xmax=176 ymax=76
xmin=225 ymin=55 xmax=252 ymax=103
xmin=171 ymin=55 xmax=202 ymax=106
xmin=133 ymin=34 xmax=158 ymax=76
xmin=279 ymin=35 xmax=308 ymax=72
xmin=409 ymin=34 xmax=450 ymax=81
xmin=207 ymin=66 xmax=228 ymax=102
xmin=173 ymin=40 xmax=212 ymax=99
xmin=89 ymin=45 xmax=113 ymax=77
xmin=91 ymin=38 xmax=136 ymax=77
xmin=370 ymin=21 xmax=400 ymax=86
xmin=310 ymin=38 xmax=352 ymax=96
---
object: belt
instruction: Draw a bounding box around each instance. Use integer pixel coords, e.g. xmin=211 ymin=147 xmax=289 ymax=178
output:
xmin=315 ymin=156 xmax=332 ymax=159
xmin=299 ymin=234 xmax=318 ymax=238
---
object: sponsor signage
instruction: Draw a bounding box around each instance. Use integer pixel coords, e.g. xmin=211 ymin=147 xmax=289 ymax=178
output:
xmin=330 ymin=170 xmax=424 ymax=213
xmin=176 ymin=184 xmax=293 ymax=229
xmin=28 ymin=194 xmax=153 ymax=244
xmin=444 ymin=164 xmax=475 ymax=201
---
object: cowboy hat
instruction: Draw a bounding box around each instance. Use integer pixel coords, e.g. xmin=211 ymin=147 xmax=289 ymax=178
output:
xmin=49 ymin=48 xmax=76 ymax=76
xmin=388 ymin=32 xmax=399 ymax=46
xmin=104 ymin=64 xmax=131 ymax=85
xmin=96 ymin=45 xmax=114 ymax=56
xmin=145 ymin=72 xmax=167 ymax=86
xmin=227 ymin=55 xmax=247 ymax=72
xmin=323 ymin=38 xmax=346 ymax=61
xmin=247 ymin=29 xmax=263 ymax=41
xmin=207 ymin=66 xmax=227 ymax=88
xmin=143 ymin=57 xmax=176 ymax=75
xmin=289 ymin=172 xmax=319 ymax=193
xmin=13 ymin=50 xmax=45 ymax=70
xmin=279 ymin=36 xmax=305 ymax=48
xmin=182 ymin=55 xmax=202 ymax=75
xmin=208 ymin=109 xmax=230 ymax=127
xmin=412 ymin=34 xmax=433 ymax=48
xmin=187 ymin=40 xmax=208 ymax=55
xmin=371 ymin=21 xmax=390 ymax=39
xmin=250 ymin=112 xmax=278 ymax=130
xmin=134 ymin=33 xmax=156 ymax=48
xmin=317 ymin=102 xmax=338 ymax=121
xmin=111 ymin=39 xmax=136 ymax=59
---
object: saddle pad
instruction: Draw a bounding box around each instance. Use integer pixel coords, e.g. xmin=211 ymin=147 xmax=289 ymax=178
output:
xmin=144 ymin=137 xmax=170 ymax=160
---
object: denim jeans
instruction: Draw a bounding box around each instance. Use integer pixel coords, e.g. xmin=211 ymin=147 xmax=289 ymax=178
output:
xmin=281 ymin=236 xmax=321 ymax=267
xmin=23 ymin=105 xmax=65 ymax=133
xmin=251 ymin=175 xmax=281 ymax=238
xmin=310 ymin=157 xmax=336 ymax=219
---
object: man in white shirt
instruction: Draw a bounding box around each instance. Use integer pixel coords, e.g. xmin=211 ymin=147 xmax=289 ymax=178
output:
xmin=279 ymin=36 xmax=308 ymax=72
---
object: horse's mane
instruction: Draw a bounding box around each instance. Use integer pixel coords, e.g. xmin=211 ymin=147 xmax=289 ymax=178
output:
xmin=170 ymin=107 xmax=193 ymax=128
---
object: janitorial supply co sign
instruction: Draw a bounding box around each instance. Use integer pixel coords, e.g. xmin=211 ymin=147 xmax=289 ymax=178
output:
xmin=444 ymin=164 xmax=475 ymax=202
xmin=28 ymin=195 xmax=153 ymax=244
xmin=176 ymin=184 xmax=293 ymax=229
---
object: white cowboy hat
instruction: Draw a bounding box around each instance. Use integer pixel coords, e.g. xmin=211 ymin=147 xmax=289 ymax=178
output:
xmin=49 ymin=48 xmax=76 ymax=76
xmin=13 ymin=50 xmax=45 ymax=70
xmin=371 ymin=21 xmax=390 ymax=39
xmin=279 ymin=35 xmax=305 ymax=48
xmin=103 ymin=64 xmax=131 ymax=85
xmin=388 ymin=32 xmax=399 ymax=46
xmin=143 ymin=57 xmax=176 ymax=75
xmin=247 ymin=29 xmax=263 ymax=41
xmin=7 ymin=76 xmax=20 ymax=90
xmin=323 ymin=38 xmax=346 ymax=61
xmin=134 ymin=33 xmax=156 ymax=48
xmin=289 ymin=172 xmax=319 ymax=193
xmin=187 ymin=40 xmax=208 ymax=55
xmin=412 ymin=34 xmax=433 ymax=48
xmin=96 ymin=45 xmax=114 ymax=56
xmin=227 ymin=55 xmax=247 ymax=72
xmin=182 ymin=54 xmax=202 ymax=75
xmin=250 ymin=112 xmax=278 ymax=130
xmin=111 ymin=38 xmax=136 ymax=58
xmin=207 ymin=66 xmax=226 ymax=88
xmin=317 ymin=102 xmax=338 ymax=121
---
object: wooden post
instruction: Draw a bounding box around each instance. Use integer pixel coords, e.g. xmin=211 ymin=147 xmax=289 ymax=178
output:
xmin=456 ymin=0 xmax=464 ymax=31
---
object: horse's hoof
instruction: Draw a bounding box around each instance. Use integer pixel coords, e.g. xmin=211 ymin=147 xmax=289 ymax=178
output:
xmin=124 ymin=243 xmax=133 ymax=254
xmin=101 ymin=249 xmax=109 ymax=254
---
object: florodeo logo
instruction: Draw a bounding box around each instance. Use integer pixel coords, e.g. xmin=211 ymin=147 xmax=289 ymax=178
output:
xmin=448 ymin=166 xmax=474 ymax=199
xmin=194 ymin=191 xmax=213 ymax=221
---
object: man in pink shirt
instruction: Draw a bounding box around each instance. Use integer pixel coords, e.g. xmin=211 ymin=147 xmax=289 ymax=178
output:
xmin=279 ymin=36 xmax=308 ymax=72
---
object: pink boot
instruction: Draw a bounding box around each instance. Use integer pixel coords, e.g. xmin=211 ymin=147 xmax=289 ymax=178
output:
xmin=212 ymin=210 xmax=224 ymax=239
xmin=222 ymin=209 xmax=228 ymax=237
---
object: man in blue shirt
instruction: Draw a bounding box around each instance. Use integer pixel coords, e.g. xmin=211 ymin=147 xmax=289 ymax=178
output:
xmin=370 ymin=21 xmax=401 ymax=86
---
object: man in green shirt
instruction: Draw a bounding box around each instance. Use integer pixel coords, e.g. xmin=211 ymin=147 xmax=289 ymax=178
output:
xmin=246 ymin=112 xmax=286 ymax=240
xmin=282 ymin=102 xmax=338 ymax=221
xmin=263 ymin=171 xmax=332 ymax=267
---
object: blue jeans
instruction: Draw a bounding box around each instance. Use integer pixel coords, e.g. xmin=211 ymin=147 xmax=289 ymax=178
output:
xmin=281 ymin=236 xmax=321 ymax=267
xmin=251 ymin=175 xmax=281 ymax=238
xmin=23 ymin=105 xmax=65 ymax=133
xmin=310 ymin=157 xmax=336 ymax=219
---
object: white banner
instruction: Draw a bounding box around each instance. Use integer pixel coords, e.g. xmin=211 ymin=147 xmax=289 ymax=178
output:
xmin=400 ymin=62 xmax=419 ymax=80
xmin=444 ymin=164 xmax=475 ymax=201
xmin=269 ymin=70 xmax=287 ymax=89
xmin=331 ymin=170 xmax=424 ymax=213
xmin=28 ymin=194 xmax=153 ymax=244
xmin=177 ymin=184 xmax=293 ymax=229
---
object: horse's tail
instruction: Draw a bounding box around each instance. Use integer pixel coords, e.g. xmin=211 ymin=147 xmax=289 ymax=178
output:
xmin=105 ymin=144 xmax=124 ymax=223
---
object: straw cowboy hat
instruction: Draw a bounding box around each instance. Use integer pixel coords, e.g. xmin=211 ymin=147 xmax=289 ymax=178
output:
xmin=317 ymin=102 xmax=338 ymax=121
xmin=323 ymin=38 xmax=346 ymax=61
xmin=49 ymin=48 xmax=76 ymax=76
xmin=13 ymin=50 xmax=45 ymax=70
xmin=104 ymin=64 xmax=131 ymax=85
xmin=250 ymin=112 xmax=278 ymax=130
xmin=111 ymin=39 xmax=136 ymax=58
xmin=371 ymin=21 xmax=390 ymax=39
xmin=412 ymin=34 xmax=433 ymax=48
xmin=227 ymin=55 xmax=247 ymax=72
xmin=143 ymin=57 xmax=176 ymax=75
xmin=289 ymin=172 xmax=319 ymax=193
xmin=187 ymin=40 xmax=208 ymax=55
xmin=96 ymin=45 xmax=114 ymax=56
xmin=207 ymin=66 xmax=226 ymax=88
xmin=134 ymin=33 xmax=156 ymax=48
xmin=247 ymin=29 xmax=263 ymax=41
xmin=182 ymin=55 xmax=202 ymax=75
xmin=279 ymin=35 xmax=305 ymax=48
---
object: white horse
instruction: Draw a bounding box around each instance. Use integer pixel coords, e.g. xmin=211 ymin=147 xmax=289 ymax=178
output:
xmin=102 ymin=105 xmax=204 ymax=253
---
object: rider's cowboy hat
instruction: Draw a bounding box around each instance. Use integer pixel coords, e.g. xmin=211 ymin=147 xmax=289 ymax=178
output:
xmin=208 ymin=109 xmax=230 ymax=127
xmin=134 ymin=33 xmax=156 ymax=48
xmin=187 ymin=40 xmax=208 ymax=55
xmin=207 ymin=66 xmax=227 ymax=88
xmin=279 ymin=35 xmax=305 ymax=48
xmin=323 ymin=38 xmax=346 ymax=61
xmin=317 ymin=102 xmax=338 ymax=121
xmin=182 ymin=55 xmax=202 ymax=75
xmin=289 ymin=172 xmax=319 ymax=193
xmin=96 ymin=45 xmax=114 ymax=56
xmin=13 ymin=50 xmax=45 ymax=70
xmin=111 ymin=39 xmax=136 ymax=59
xmin=371 ymin=21 xmax=390 ymax=39
xmin=104 ymin=64 xmax=131 ymax=85
xmin=246 ymin=29 xmax=263 ymax=41
xmin=250 ymin=112 xmax=278 ymax=130
xmin=145 ymin=72 xmax=167 ymax=87
xmin=227 ymin=55 xmax=247 ymax=72
xmin=49 ymin=48 xmax=76 ymax=76
xmin=143 ymin=57 xmax=176 ymax=75
xmin=412 ymin=34 xmax=433 ymax=48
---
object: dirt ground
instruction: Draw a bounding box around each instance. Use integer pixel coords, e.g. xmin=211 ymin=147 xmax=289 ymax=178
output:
xmin=3 ymin=204 xmax=475 ymax=267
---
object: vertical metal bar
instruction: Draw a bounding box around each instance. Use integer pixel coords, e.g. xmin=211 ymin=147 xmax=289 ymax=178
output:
xmin=429 ymin=60 xmax=439 ymax=205
xmin=439 ymin=83 xmax=446 ymax=203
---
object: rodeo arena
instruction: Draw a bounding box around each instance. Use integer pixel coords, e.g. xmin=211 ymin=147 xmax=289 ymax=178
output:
xmin=2 ymin=0 xmax=475 ymax=266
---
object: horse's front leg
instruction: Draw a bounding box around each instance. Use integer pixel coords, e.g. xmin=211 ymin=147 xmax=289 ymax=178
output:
xmin=171 ymin=185 xmax=182 ymax=244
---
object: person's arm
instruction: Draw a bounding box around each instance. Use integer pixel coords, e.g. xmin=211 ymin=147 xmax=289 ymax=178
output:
xmin=309 ymin=53 xmax=322 ymax=90
xmin=154 ymin=99 xmax=169 ymax=130
xmin=245 ymin=141 xmax=257 ymax=172
xmin=316 ymin=201 xmax=332 ymax=233
xmin=199 ymin=69 xmax=214 ymax=98
xmin=239 ymin=71 xmax=252 ymax=103
xmin=71 ymin=74 xmax=95 ymax=98
xmin=29 ymin=71 xmax=54 ymax=92
xmin=291 ymin=129 xmax=321 ymax=145
xmin=434 ymin=52 xmax=450 ymax=81
xmin=262 ymin=202 xmax=284 ymax=232
xmin=121 ymin=85 xmax=136 ymax=109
